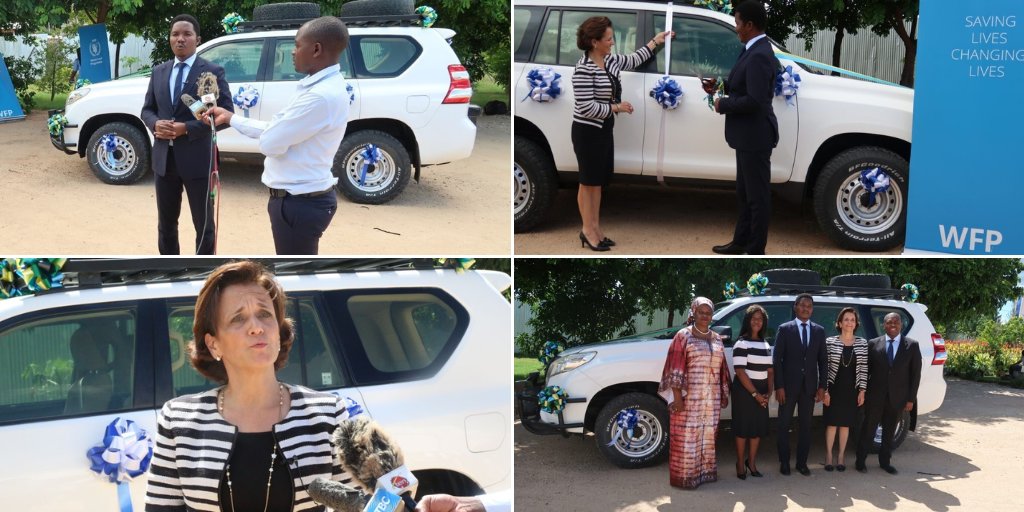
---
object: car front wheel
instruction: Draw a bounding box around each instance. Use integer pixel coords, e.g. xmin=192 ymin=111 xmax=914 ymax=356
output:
xmin=813 ymin=146 xmax=909 ymax=251
xmin=86 ymin=122 xmax=149 ymax=184
xmin=595 ymin=392 xmax=670 ymax=468
xmin=334 ymin=130 xmax=412 ymax=204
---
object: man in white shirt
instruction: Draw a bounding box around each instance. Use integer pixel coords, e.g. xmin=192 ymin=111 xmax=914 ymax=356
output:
xmin=205 ymin=16 xmax=350 ymax=254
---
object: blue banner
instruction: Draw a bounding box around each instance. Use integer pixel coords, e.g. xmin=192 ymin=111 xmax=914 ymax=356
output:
xmin=78 ymin=23 xmax=112 ymax=84
xmin=0 ymin=52 xmax=26 ymax=123
xmin=905 ymin=0 xmax=1024 ymax=254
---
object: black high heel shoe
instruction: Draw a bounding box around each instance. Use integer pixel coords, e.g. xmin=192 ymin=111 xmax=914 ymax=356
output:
xmin=736 ymin=461 xmax=746 ymax=480
xmin=579 ymin=232 xmax=610 ymax=252
xmin=746 ymin=461 xmax=763 ymax=478
xmin=600 ymin=237 xmax=616 ymax=247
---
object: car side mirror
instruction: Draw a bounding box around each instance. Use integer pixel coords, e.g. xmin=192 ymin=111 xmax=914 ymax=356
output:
xmin=712 ymin=325 xmax=732 ymax=344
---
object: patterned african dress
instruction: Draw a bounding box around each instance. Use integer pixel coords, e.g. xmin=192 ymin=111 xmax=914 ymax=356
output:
xmin=658 ymin=326 xmax=731 ymax=489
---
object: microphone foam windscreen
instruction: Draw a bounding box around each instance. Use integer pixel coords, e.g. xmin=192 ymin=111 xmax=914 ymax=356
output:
xmin=307 ymin=478 xmax=369 ymax=512
xmin=332 ymin=416 xmax=405 ymax=490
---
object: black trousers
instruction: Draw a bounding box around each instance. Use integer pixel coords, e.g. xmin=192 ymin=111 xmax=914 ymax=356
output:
xmin=777 ymin=387 xmax=815 ymax=467
xmin=156 ymin=148 xmax=215 ymax=255
xmin=856 ymin=400 xmax=901 ymax=468
xmin=732 ymin=149 xmax=772 ymax=255
xmin=268 ymin=192 xmax=337 ymax=255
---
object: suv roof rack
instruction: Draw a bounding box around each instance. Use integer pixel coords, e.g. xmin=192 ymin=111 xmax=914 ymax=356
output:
xmin=32 ymin=258 xmax=443 ymax=293
xmin=731 ymin=282 xmax=909 ymax=300
xmin=237 ymin=14 xmax=421 ymax=32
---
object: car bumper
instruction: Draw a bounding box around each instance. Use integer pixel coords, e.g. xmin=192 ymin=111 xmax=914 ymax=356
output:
xmin=514 ymin=372 xmax=586 ymax=436
xmin=467 ymin=104 xmax=481 ymax=126
xmin=47 ymin=109 xmax=78 ymax=155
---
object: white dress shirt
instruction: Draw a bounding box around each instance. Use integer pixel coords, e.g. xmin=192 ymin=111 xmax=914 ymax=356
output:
xmin=230 ymin=64 xmax=349 ymax=194
xmin=168 ymin=53 xmax=198 ymax=104
xmin=745 ymin=33 xmax=768 ymax=51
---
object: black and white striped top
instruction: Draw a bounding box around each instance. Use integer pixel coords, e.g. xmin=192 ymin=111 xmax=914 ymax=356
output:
xmin=732 ymin=337 xmax=772 ymax=383
xmin=572 ymin=46 xmax=654 ymax=128
xmin=145 ymin=383 xmax=358 ymax=512
xmin=825 ymin=336 xmax=869 ymax=391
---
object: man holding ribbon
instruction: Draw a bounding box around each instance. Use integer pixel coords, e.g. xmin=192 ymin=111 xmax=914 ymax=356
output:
xmin=205 ymin=16 xmax=350 ymax=255
xmin=855 ymin=312 xmax=921 ymax=475
xmin=707 ymin=0 xmax=779 ymax=255
xmin=141 ymin=14 xmax=233 ymax=255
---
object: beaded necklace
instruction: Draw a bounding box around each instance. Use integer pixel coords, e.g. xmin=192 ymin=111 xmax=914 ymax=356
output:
xmin=219 ymin=383 xmax=287 ymax=512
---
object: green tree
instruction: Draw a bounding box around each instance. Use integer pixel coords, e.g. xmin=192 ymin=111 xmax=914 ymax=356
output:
xmin=417 ymin=0 xmax=510 ymax=85
xmin=862 ymin=0 xmax=918 ymax=86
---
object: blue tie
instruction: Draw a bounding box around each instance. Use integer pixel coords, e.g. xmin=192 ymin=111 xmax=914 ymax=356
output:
xmin=887 ymin=339 xmax=895 ymax=366
xmin=801 ymin=323 xmax=808 ymax=348
xmin=172 ymin=62 xmax=187 ymax=107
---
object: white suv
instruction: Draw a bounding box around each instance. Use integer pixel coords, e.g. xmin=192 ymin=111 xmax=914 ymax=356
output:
xmin=513 ymin=0 xmax=913 ymax=251
xmin=516 ymin=269 xmax=947 ymax=468
xmin=0 ymin=259 xmax=511 ymax=510
xmin=51 ymin=1 xmax=478 ymax=204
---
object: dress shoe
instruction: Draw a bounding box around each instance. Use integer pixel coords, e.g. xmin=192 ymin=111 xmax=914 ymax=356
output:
xmin=836 ymin=464 xmax=846 ymax=472
xmin=780 ymin=464 xmax=791 ymax=475
xmin=797 ymin=465 xmax=811 ymax=476
xmin=882 ymin=465 xmax=898 ymax=475
xmin=600 ymin=237 xmax=616 ymax=247
xmin=712 ymin=242 xmax=746 ymax=255
xmin=824 ymin=464 xmax=834 ymax=472
xmin=579 ymin=232 xmax=610 ymax=252
xmin=856 ymin=463 xmax=867 ymax=473
xmin=746 ymin=461 xmax=763 ymax=478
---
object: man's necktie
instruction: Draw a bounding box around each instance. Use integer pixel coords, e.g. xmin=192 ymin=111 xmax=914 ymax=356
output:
xmin=172 ymin=62 xmax=186 ymax=107
xmin=888 ymin=339 xmax=896 ymax=367
xmin=801 ymin=323 xmax=808 ymax=348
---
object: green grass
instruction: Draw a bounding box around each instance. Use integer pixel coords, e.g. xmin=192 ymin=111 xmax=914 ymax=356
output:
xmin=471 ymin=75 xmax=508 ymax=107
xmin=515 ymin=357 xmax=544 ymax=381
xmin=26 ymin=84 xmax=69 ymax=111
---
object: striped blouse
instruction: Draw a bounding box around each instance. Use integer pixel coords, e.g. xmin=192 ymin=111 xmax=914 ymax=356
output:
xmin=572 ymin=45 xmax=654 ymax=128
xmin=732 ymin=337 xmax=772 ymax=383
xmin=145 ymin=383 xmax=358 ymax=512
xmin=825 ymin=336 xmax=869 ymax=391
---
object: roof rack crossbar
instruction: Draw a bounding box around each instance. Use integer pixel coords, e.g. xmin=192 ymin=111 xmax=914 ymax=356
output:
xmin=236 ymin=14 xmax=421 ymax=33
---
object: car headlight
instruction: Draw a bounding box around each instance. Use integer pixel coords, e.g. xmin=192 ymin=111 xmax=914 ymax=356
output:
xmin=66 ymin=87 xmax=90 ymax=107
xmin=549 ymin=351 xmax=596 ymax=378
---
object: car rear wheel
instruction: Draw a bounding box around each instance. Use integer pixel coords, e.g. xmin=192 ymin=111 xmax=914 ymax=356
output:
xmin=813 ymin=146 xmax=909 ymax=252
xmin=86 ymin=122 xmax=149 ymax=184
xmin=334 ymin=130 xmax=411 ymax=204
xmin=513 ymin=136 xmax=557 ymax=232
xmin=595 ymin=393 xmax=669 ymax=468
xmin=870 ymin=409 xmax=910 ymax=453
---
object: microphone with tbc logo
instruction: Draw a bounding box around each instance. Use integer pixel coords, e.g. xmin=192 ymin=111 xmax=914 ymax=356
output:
xmin=181 ymin=71 xmax=220 ymax=126
xmin=333 ymin=416 xmax=419 ymax=512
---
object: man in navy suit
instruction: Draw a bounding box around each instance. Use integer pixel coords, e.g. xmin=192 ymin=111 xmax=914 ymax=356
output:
xmin=856 ymin=312 xmax=921 ymax=475
xmin=709 ymin=1 xmax=780 ymax=255
xmin=141 ymin=14 xmax=233 ymax=255
xmin=773 ymin=294 xmax=827 ymax=476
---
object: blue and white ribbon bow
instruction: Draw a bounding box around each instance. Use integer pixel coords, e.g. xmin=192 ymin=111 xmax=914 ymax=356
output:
xmin=99 ymin=133 xmax=117 ymax=167
xmin=232 ymin=84 xmax=259 ymax=117
xmin=346 ymin=82 xmax=355 ymax=105
xmin=86 ymin=418 xmax=154 ymax=512
xmin=358 ymin=144 xmax=382 ymax=186
xmin=606 ymin=408 xmax=639 ymax=448
xmin=341 ymin=396 xmax=365 ymax=419
xmin=859 ymin=167 xmax=890 ymax=208
xmin=775 ymin=65 xmax=801 ymax=106
xmin=522 ymin=67 xmax=561 ymax=102
xmin=649 ymin=76 xmax=683 ymax=110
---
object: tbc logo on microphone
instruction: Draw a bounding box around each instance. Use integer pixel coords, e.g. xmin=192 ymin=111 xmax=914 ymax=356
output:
xmin=390 ymin=475 xmax=410 ymax=490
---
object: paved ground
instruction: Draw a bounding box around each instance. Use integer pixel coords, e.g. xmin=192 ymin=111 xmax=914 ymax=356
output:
xmin=514 ymin=378 xmax=1023 ymax=511
xmin=0 ymin=111 xmax=510 ymax=255
xmin=514 ymin=183 xmax=902 ymax=255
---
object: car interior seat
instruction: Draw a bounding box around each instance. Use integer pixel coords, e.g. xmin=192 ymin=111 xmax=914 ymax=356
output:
xmin=64 ymin=321 xmax=114 ymax=415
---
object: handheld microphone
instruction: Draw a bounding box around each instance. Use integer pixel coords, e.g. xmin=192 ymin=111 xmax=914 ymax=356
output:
xmin=333 ymin=416 xmax=419 ymax=512
xmin=180 ymin=93 xmax=208 ymax=120
xmin=307 ymin=478 xmax=371 ymax=512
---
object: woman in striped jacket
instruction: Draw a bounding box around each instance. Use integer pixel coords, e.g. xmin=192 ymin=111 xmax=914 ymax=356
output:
xmin=822 ymin=307 xmax=869 ymax=472
xmin=145 ymin=261 xmax=361 ymax=512
xmin=571 ymin=16 xmax=671 ymax=251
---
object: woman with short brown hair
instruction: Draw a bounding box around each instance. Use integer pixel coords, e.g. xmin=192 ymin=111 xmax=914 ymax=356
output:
xmin=822 ymin=307 xmax=869 ymax=472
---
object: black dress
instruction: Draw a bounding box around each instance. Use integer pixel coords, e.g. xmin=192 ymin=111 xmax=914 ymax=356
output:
xmin=730 ymin=338 xmax=771 ymax=438
xmin=218 ymin=432 xmax=293 ymax=512
xmin=824 ymin=346 xmax=858 ymax=427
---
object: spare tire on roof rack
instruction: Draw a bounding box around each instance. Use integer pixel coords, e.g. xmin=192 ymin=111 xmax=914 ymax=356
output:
xmin=252 ymin=2 xmax=321 ymax=21
xmin=340 ymin=0 xmax=416 ymax=17
xmin=829 ymin=273 xmax=892 ymax=289
xmin=760 ymin=268 xmax=821 ymax=286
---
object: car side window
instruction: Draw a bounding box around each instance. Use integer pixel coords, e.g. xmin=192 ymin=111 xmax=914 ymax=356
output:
xmin=514 ymin=6 xmax=544 ymax=60
xmin=166 ymin=301 xmax=217 ymax=396
xmin=271 ymin=39 xmax=354 ymax=81
xmin=652 ymin=15 xmax=743 ymax=77
xmin=292 ymin=297 xmax=347 ymax=390
xmin=535 ymin=10 xmax=639 ymax=66
xmin=0 ymin=308 xmax=136 ymax=424
xmin=715 ymin=302 xmax=791 ymax=347
xmin=867 ymin=307 xmax=913 ymax=338
xmin=353 ymin=36 xmax=421 ymax=78
xmin=200 ymin=40 xmax=265 ymax=82
xmin=325 ymin=289 xmax=468 ymax=386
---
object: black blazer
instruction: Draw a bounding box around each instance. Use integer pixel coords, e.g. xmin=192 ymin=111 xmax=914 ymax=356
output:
xmin=772 ymin=318 xmax=828 ymax=396
xmin=864 ymin=335 xmax=922 ymax=410
xmin=717 ymin=36 xmax=779 ymax=152
xmin=140 ymin=56 xmax=233 ymax=179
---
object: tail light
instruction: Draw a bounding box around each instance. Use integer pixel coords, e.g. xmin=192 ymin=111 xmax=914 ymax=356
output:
xmin=931 ymin=333 xmax=947 ymax=365
xmin=443 ymin=65 xmax=472 ymax=104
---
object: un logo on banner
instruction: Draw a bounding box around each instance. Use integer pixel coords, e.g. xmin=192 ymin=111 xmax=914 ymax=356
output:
xmin=90 ymin=40 xmax=101 ymax=57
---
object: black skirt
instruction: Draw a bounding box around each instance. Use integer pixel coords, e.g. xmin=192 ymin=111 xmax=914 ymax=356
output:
xmin=731 ymin=377 xmax=769 ymax=438
xmin=571 ymin=115 xmax=615 ymax=186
